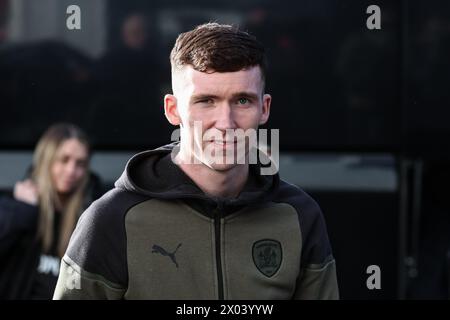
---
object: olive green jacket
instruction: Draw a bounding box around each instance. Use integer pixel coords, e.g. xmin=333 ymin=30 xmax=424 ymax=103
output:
xmin=54 ymin=143 xmax=338 ymax=300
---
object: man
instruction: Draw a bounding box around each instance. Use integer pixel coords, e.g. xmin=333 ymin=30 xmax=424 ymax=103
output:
xmin=53 ymin=23 xmax=339 ymax=299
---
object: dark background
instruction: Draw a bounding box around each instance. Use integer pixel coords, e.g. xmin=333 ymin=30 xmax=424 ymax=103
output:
xmin=1 ymin=0 xmax=449 ymax=155
xmin=0 ymin=0 xmax=449 ymax=299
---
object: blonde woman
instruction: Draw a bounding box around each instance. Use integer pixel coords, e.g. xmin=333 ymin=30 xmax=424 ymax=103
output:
xmin=0 ymin=123 xmax=103 ymax=299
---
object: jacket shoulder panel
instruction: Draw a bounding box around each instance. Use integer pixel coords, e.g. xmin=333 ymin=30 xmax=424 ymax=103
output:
xmin=65 ymin=187 xmax=149 ymax=287
xmin=272 ymin=180 xmax=333 ymax=268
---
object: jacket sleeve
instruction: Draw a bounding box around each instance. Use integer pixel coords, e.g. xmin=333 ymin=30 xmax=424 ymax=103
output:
xmin=53 ymin=188 xmax=146 ymax=300
xmin=274 ymin=182 xmax=339 ymax=300
xmin=292 ymin=196 xmax=339 ymax=300
xmin=0 ymin=196 xmax=38 ymax=257
xmin=54 ymin=255 xmax=126 ymax=300
xmin=293 ymin=256 xmax=339 ymax=300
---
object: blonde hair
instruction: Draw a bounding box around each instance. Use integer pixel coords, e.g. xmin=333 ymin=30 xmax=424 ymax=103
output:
xmin=31 ymin=123 xmax=91 ymax=257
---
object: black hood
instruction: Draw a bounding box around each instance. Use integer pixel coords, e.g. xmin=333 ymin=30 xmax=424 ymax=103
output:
xmin=114 ymin=142 xmax=280 ymax=215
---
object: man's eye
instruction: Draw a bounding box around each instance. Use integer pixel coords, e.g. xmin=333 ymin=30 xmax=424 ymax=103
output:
xmin=197 ymin=99 xmax=213 ymax=104
xmin=237 ymin=98 xmax=249 ymax=105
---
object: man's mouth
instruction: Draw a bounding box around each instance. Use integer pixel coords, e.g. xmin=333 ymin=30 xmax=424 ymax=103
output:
xmin=207 ymin=138 xmax=243 ymax=149
xmin=211 ymin=140 xmax=237 ymax=145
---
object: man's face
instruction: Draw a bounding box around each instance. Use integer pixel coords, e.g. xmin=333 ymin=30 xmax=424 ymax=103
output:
xmin=165 ymin=65 xmax=271 ymax=172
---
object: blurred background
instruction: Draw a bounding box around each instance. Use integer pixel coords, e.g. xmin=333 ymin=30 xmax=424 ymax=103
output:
xmin=0 ymin=0 xmax=449 ymax=299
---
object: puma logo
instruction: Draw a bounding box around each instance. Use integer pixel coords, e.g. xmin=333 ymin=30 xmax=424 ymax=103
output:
xmin=152 ymin=243 xmax=182 ymax=268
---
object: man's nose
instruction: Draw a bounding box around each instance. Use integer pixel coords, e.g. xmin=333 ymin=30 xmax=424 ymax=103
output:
xmin=214 ymin=103 xmax=237 ymax=130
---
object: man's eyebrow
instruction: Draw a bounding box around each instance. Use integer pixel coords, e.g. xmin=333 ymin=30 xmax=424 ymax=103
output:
xmin=190 ymin=94 xmax=221 ymax=101
xmin=230 ymin=92 xmax=260 ymax=100
xmin=190 ymin=92 xmax=260 ymax=102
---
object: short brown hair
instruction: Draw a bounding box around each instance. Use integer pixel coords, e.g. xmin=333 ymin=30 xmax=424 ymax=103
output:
xmin=170 ymin=23 xmax=267 ymax=82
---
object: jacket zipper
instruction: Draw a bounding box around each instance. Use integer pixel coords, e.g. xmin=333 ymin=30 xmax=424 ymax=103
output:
xmin=214 ymin=203 xmax=224 ymax=300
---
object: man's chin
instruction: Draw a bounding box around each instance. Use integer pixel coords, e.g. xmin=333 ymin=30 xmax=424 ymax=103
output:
xmin=203 ymin=160 xmax=241 ymax=172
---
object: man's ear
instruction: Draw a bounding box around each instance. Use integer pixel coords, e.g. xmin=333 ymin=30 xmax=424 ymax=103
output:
xmin=164 ymin=94 xmax=181 ymax=126
xmin=259 ymin=94 xmax=272 ymax=125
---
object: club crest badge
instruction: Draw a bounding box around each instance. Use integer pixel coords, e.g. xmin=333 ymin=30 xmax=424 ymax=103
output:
xmin=252 ymin=239 xmax=282 ymax=277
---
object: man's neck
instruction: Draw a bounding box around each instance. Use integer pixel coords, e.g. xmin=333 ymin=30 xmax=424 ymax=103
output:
xmin=176 ymin=157 xmax=249 ymax=199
